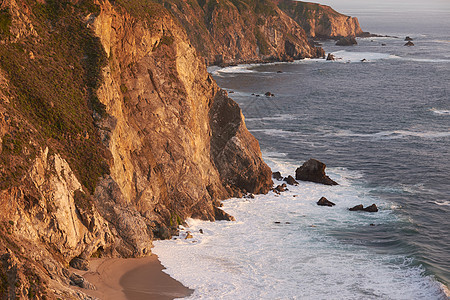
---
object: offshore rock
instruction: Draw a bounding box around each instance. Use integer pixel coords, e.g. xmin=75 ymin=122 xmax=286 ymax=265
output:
xmin=326 ymin=53 xmax=336 ymax=61
xmin=284 ymin=175 xmax=299 ymax=185
xmin=317 ymin=197 xmax=335 ymax=207
xmin=405 ymin=36 xmax=413 ymax=41
xmin=364 ymin=204 xmax=379 ymax=212
xmin=336 ymin=36 xmax=358 ymax=46
xmin=273 ymin=172 xmax=283 ymax=181
xmin=295 ymin=159 xmax=338 ymax=185
xmin=404 ymin=41 xmax=415 ymax=46
xmin=214 ymin=207 xmax=236 ymax=221
xmin=349 ymin=204 xmax=364 ymax=211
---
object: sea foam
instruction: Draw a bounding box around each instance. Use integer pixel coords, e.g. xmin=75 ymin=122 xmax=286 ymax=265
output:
xmin=153 ymin=155 xmax=447 ymax=299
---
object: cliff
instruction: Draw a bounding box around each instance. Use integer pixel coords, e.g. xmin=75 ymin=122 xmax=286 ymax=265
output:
xmin=0 ymin=0 xmax=363 ymax=297
xmin=277 ymin=0 xmax=365 ymax=39
xmin=0 ymin=0 xmax=271 ymax=298
xmin=156 ymin=0 xmax=325 ymax=65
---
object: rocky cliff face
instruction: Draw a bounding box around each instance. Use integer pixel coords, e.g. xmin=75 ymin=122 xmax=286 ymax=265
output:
xmin=157 ymin=0 xmax=325 ymax=65
xmin=0 ymin=0 xmax=361 ymax=297
xmin=277 ymin=0 xmax=365 ymax=38
xmin=0 ymin=0 xmax=272 ymax=297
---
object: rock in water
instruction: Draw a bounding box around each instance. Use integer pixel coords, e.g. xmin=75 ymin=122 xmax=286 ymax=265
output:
xmin=214 ymin=207 xmax=236 ymax=221
xmin=295 ymin=159 xmax=338 ymax=185
xmin=284 ymin=175 xmax=299 ymax=185
xmin=317 ymin=197 xmax=335 ymax=207
xmin=404 ymin=41 xmax=415 ymax=46
xmin=335 ymin=36 xmax=357 ymax=46
xmin=272 ymin=171 xmax=283 ymax=181
xmin=349 ymin=204 xmax=364 ymax=211
xmin=326 ymin=53 xmax=336 ymax=61
xmin=363 ymin=204 xmax=379 ymax=212
xmin=405 ymin=36 xmax=413 ymax=41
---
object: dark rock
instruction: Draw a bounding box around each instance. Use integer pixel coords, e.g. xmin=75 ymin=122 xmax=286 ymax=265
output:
xmin=326 ymin=53 xmax=335 ymax=61
xmin=274 ymin=183 xmax=288 ymax=193
xmin=277 ymin=70 xmax=283 ymax=73
xmin=185 ymin=231 xmax=193 ymax=239
xmin=404 ymin=41 xmax=414 ymax=46
xmin=363 ymin=204 xmax=378 ymax=212
xmin=69 ymin=257 xmax=89 ymax=271
xmin=361 ymin=58 xmax=367 ymax=62
xmin=284 ymin=175 xmax=298 ymax=185
xmin=69 ymin=273 xmax=96 ymax=290
xmin=255 ymin=94 xmax=260 ymax=97
xmin=381 ymin=43 xmax=386 ymax=46
xmin=265 ymin=92 xmax=274 ymax=97
xmin=274 ymin=221 xmax=281 ymax=224
xmin=214 ymin=207 xmax=236 ymax=221
xmin=272 ymin=171 xmax=283 ymax=181
xmin=349 ymin=204 xmax=364 ymax=211
xmin=158 ymin=225 xmax=172 ymax=240
xmin=244 ymin=193 xmax=255 ymax=199
xmin=370 ymin=224 xmax=375 ymax=226
xmin=295 ymin=159 xmax=338 ymax=185
xmin=199 ymin=229 xmax=203 ymax=234
xmin=335 ymin=36 xmax=357 ymax=46
xmin=405 ymin=36 xmax=413 ymax=41
xmin=317 ymin=197 xmax=335 ymax=207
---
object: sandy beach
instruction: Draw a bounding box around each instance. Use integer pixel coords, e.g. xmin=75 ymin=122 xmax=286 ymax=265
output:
xmin=73 ymin=255 xmax=193 ymax=300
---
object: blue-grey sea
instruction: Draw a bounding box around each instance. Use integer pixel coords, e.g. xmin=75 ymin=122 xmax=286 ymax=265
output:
xmin=153 ymin=4 xmax=450 ymax=299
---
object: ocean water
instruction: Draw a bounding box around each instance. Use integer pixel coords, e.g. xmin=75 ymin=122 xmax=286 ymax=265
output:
xmin=153 ymin=4 xmax=450 ymax=299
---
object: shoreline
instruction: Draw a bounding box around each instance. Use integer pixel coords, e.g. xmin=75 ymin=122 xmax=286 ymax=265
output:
xmin=73 ymin=255 xmax=193 ymax=300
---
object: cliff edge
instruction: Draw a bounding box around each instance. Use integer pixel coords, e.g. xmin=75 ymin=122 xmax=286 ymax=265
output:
xmin=277 ymin=0 xmax=366 ymax=38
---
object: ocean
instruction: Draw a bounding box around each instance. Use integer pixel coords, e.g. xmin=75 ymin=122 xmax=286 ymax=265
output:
xmin=153 ymin=2 xmax=450 ymax=299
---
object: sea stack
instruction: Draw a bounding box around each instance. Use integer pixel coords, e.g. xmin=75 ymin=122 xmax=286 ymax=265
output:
xmin=295 ymin=159 xmax=338 ymax=185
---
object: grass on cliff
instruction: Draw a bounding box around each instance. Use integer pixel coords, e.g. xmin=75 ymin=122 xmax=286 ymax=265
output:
xmin=0 ymin=0 xmax=110 ymax=193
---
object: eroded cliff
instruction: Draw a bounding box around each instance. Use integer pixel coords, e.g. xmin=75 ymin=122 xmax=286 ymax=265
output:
xmin=277 ymin=0 xmax=365 ymax=38
xmin=157 ymin=0 xmax=325 ymax=65
xmin=0 ymin=0 xmax=271 ymax=297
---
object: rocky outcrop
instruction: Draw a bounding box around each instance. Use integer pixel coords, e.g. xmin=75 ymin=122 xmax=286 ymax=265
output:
xmin=158 ymin=0 xmax=325 ymax=65
xmin=349 ymin=204 xmax=378 ymax=212
xmin=277 ymin=0 xmax=366 ymax=39
xmin=0 ymin=0 xmax=272 ymax=297
xmin=317 ymin=197 xmax=335 ymax=207
xmin=295 ymin=159 xmax=338 ymax=185
xmin=336 ymin=36 xmax=357 ymax=46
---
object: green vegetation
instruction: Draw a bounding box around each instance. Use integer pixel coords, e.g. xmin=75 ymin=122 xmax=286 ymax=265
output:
xmin=0 ymin=0 xmax=110 ymax=193
xmin=0 ymin=8 xmax=12 ymax=37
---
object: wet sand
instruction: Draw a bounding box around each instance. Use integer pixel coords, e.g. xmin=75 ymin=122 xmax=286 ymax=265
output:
xmin=76 ymin=255 xmax=193 ymax=300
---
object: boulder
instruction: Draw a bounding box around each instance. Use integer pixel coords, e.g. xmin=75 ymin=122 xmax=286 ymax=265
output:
xmin=317 ymin=197 xmax=335 ymax=207
xmin=284 ymin=175 xmax=298 ymax=185
xmin=363 ymin=204 xmax=378 ymax=212
xmin=381 ymin=43 xmax=387 ymax=46
xmin=349 ymin=204 xmax=364 ymax=211
xmin=326 ymin=53 xmax=335 ymax=61
xmin=69 ymin=273 xmax=96 ymax=290
xmin=295 ymin=159 xmax=338 ymax=185
xmin=273 ymin=183 xmax=288 ymax=193
xmin=185 ymin=231 xmax=193 ymax=239
xmin=69 ymin=257 xmax=89 ymax=271
xmin=404 ymin=41 xmax=414 ymax=46
xmin=405 ymin=36 xmax=413 ymax=41
xmin=335 ymin=36 xmax=357 ymax=46
xmin=349 ymin=204 xmax=378 ymax=212
xmin=265 ymin=92 xmax=275 ymax=97
xmin=272 ymin=171 xmax=283 ymax=181
xmin=214 ymin=207 xmax=236 ymax=221
xmin=158 ymin=225 xmax=172 ymax=240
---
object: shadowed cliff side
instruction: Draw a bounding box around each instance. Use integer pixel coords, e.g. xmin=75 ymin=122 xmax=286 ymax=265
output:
xmin=156 ymin=0 xmax=325 ymax=65
xmin=277 ymin=0 xmax=366 ymax=39
xmin=0 ymin=0 xmax=271 ymax=297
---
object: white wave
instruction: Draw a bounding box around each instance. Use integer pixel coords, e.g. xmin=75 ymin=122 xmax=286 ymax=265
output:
xmin=330 ymin=129 xmax=450 ymax=140
xmin=328 ymin=50 xmax=393 ymax=63
xmin=211 ymin=64 xmax=257 ymax=75
xmin=430 ymin=108 xmax=450 ymax=115
xmin=245 ymin=114 xmax=297 ymax=122
xmin=154 ymin=156 xmax=447 ymax=300
xmin=433 ymin=200 xmax=450 ymax=207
